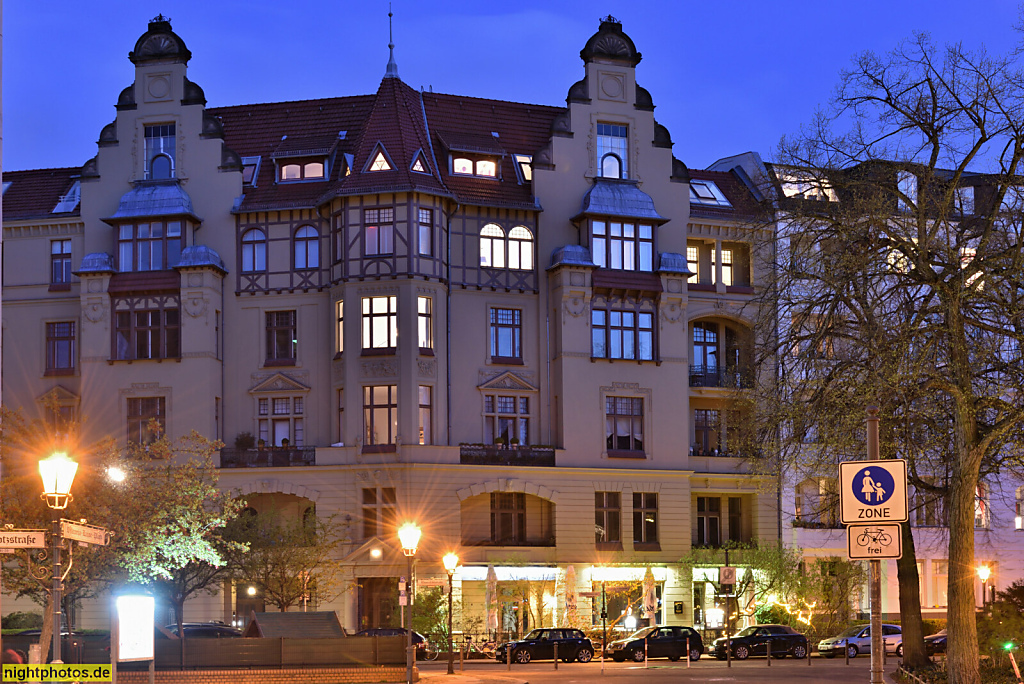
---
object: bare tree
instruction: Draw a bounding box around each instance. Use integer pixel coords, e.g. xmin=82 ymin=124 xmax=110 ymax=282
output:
xmin=748 ymin=34 xmax=1024 ymax=684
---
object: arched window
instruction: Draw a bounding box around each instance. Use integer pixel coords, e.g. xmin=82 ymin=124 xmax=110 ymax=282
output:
xmin=601 ymin=153 xmax=622 ymax=179
xmin=294 ymin=225 xmax=319 ymax=270
xmin=241 ymin=229 xmax=267 ymax=273
xmin=480 ymin=224 xmax=505 ymax=268
xmin=508 ymin=226 xmax=534 ymax=270
xmin=150 ymin=154 xmax=173 ymax=180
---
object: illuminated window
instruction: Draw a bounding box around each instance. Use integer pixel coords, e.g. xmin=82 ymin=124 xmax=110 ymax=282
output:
xmin=483 ymin=394 xmax=529 ymax=445
xmin=514 ymin=154 xmax=533 ymax=182
xmin=279 ymin=160 xmax=326 ymax=181
xmin=453 ymin=158 xmax=473 ymax=175
xmin=719 ymin=249 xmax=734 ymax=286
xmin=418 ymin=296 xmax=433 ymax=350
xmin=363 ymin=386 xmax=398 ymax=446
xmin=508 ymin=226 xmax=534 ymax=270
xmin=777 ymin=171 xmax=836 ymax=201
xmin=476 ymin=160 xmax=497 ymax=177
xmin=362 ymin=296 xmax=398 ymax=350
xmin=369 ymin=152 xmax=392 ymax=172
xmin=686 ymin=245 xmax=699 ymax=282
xmin=597 ymin=123 xmax=628 ymax=178
xmin=418 ymin=385 xmax=432 ymax=445
xmin=258 ymin=396 xmax=305 ymax=447
xmin=335 ymin=300 xmax=344 ymax=355
xmin=480 ymin=224 xmax=505 ymax=268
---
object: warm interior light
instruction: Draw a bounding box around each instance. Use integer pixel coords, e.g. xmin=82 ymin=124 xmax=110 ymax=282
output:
xmin=39 ymin=452 xmax=78 ymax=508
xmin=398 ymin=522 xmax=421 ymax=556
xmin=977 ymin=565 xmax=991 ymax=582
xmin=442 ymin=552 xmax=459 ymax=574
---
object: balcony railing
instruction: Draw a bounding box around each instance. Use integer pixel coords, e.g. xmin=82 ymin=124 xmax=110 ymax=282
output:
xmin=219 ymin=447 xmax=316 ymax=468
xmin=461 ymin=537 xmax=556 ymax=548
xmin=689 ymin=365 xmax=753 ymax=389
xmin=459 ymin=444 xmax=556 ymax=467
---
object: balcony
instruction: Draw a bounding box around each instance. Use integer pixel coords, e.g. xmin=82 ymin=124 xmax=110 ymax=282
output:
xmin=689 ymin=365 xmax=752 ymax=389
xmin=461 ymin=537 xmax=556 ymax=548
xmin=459 ymin=444 xmax=556 ymax=467
xmin=219 ymin=447 xmax=316 ymax=468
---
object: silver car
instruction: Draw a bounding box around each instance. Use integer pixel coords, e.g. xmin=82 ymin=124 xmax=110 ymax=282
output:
xmin=817 ymin=624 xmax=902 ymax=658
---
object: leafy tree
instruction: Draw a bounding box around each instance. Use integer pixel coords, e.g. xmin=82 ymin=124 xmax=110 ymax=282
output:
xmin=225 ymin=507 xmax=345 ymax=612
xmin=748 ymin=32 xmax=1024 ymax=684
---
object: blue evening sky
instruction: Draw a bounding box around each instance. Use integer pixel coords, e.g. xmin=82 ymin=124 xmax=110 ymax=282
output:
xmin=3 ymin=0 xmax=1020 ymax=172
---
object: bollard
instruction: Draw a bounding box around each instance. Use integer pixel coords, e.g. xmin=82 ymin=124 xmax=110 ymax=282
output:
xmin=808 ymin=643 xmax=812 ymax=666
xmin=554 ymin=641 xmax=558 ymax=670
xmin=460 ymin=642 xmax=464 ymax=673
xmin=507 ymin=642 xmax=512 ymax=672
xmin=645 ymin=637 xmax=649 ymax=669
xmin=845 ymin=641 xmax=849 ymax=666
xmin=686 ymin=637 xmax=690 ymax=669
xmin=767 ymin=637 xmax=771 ymax=666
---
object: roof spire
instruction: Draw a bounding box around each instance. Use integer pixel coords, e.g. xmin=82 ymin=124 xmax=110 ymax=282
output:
xmin=385 ymin=4 xmax=399 ymax=79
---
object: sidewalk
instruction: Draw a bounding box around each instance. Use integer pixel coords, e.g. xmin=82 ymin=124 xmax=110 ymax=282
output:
xmin=418 ymin=670 xmax=528 ymax=684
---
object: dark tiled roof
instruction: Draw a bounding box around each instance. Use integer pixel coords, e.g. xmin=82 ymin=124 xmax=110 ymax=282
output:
xmin=688 ymin=169 xmax=762 ymax=220
xmin=3 ymin=168 xmax=80 ymax=221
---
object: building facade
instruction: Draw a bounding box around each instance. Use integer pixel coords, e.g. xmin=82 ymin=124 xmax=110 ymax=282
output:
xmin=3 ymin=17 xmax=773 ymax=634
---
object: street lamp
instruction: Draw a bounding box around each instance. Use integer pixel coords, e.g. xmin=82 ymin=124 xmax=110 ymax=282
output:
xmin=977 ymin=564 xmax=991 ymax=608
xmin=442 ymin=552 xmax=459 ymax=675
xmin=398 ymin=523 xmax=421 ymax=684
xmin=39 ymin=452 xmax=78 ymax=664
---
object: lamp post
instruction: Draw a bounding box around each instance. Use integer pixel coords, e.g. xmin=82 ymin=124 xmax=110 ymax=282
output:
xmin=442 ymin=552 xmax=459 ymax=675
xmin=977 ymin=564 xmax=991 ymax=609
xmin=39 ymin=452 xmax=78 ymax=664
xmin=398 ymin=523 xmax=421 ymax=684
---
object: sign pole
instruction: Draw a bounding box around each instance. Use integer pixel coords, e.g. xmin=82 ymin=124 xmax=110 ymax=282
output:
xmin=867 ymin=407 xmax=883 ymax=684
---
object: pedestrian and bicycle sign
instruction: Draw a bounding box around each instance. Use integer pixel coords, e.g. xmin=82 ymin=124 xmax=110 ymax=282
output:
xmin=847 ymin=523 xmax=902 ymax=560
xmin=839 ymin=459 xmax=908 ymax=524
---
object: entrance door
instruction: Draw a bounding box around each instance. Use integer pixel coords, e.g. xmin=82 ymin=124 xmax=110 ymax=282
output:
xmin=359 ymin=577 xmax=399 ymax=630
xmin=273 ymin=419 xmax=290 ymax=446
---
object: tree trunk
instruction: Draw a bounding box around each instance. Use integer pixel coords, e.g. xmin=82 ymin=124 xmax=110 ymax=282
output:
xmin=896 ymin=521 xmax=929 ymax=668
xmin=38 ymin=593 xmax=54 ymax=664
xmin=174 ymin=600 xmax=185 ymax=669
xmin=946 ymin=458 xmax=980 ymax=684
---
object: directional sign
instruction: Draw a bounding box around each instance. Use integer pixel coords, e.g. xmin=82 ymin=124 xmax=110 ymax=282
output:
xmin=417 ymin=578 xmax=447 ymax=588
xmin=578 ymin=591 xmax=601 ymax=598
xmin=61 ymin=520 xmax=108 ymax=546
xmin=840 ymin=459 xmax=908 ymax=524
xmin=848 ymin=523 xmax=902 ymax=560
xmin=0 ymin=530 xmax=46 ymax=548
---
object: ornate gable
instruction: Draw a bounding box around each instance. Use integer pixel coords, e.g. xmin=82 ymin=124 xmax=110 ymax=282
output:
xmin=37 ymin=385 xmax=79 ymax=405
xmin=249 ymin=373 xmax=310 ymax=394
xmin=477 ymin=371 xmax=537 ymax=392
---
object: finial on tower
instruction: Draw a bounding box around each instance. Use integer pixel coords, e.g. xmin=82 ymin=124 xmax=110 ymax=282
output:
xmin=385 ymin=4 xmax=400 ymax=79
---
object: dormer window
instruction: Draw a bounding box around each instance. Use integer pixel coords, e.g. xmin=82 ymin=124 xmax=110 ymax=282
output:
xmin=369 ymin=152 xmax=392 ymax=172
xmin=144 ymin=124 xmax=176 ymax=180
xmin=452 ymin=157 xmax=498 ymax=178
xmin=279 ymin=161 xmax=325 ymax=182
xmin=689 ymin=180 xmax=732 ymax=207
xmin=513 ymin=154 xmax=533 ymax=182
xmin=597 ymin=123 xmax=628 ymax=179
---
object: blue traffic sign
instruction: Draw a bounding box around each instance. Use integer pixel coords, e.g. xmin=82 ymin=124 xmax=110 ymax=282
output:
xmin=851 ymin=466 xmax=896 ymax=506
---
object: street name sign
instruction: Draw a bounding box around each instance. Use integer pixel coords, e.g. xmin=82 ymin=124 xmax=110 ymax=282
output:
xmin=60 ymin=520 xmax=108 ymax=546
xmin=0 ymin=530 xmax=46 ymax=549
xmin=847 ymin=523 xmax=903 ymax=560
xmin=839 ymin=459 xmax=908 ymax=524
xmin=416 ymin=578 xmax=447 ymax=588
xmin=578 ymin=591 xmax=601 ymax=598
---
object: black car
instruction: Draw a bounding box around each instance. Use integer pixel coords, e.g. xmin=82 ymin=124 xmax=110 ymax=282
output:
xmin=711 ymin=624 xmax=808 ymax=660
xmin=164 ymin=622 xmax=243 ymax=638
xmin=924 ymin=630 xmax=947 ymax=654
xmin=353 ymin=628 xmax=431 ymax=658
xmin=496 ymin=628 xmax=594 ymax=664
xmin=605 ymin=625 xmax=704 ymax=662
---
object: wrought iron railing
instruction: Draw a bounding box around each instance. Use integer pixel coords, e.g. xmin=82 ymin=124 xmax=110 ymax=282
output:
xmin=219 ymin=447 xmax=316 ymax=468
xmin=688 ymin=365 xmax=753 ymax=388
xmin=459 ymin=444 xmax=556 ymax=466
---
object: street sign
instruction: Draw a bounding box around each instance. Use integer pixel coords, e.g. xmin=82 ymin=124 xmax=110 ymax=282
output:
xmin=847 ymin=523 xmax=903 ymax=560
xmin=0 ymin=530 xmax=46 ymax=548
xmin=416 ymin=578 xmax=447 ymax=588
xmin=840 ymin=459 xmax=908 ymax=524
xmin=578 ymin=591 xmax=601 ymax=598
xmin=60 ymin=520 xmax=108 ymax=546
xmin=719 ymin=566 xmax=736 ymax=584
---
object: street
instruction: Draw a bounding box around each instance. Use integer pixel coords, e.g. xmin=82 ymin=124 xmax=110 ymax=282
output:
xmin=418 ymin=654 xmax=896 ymax=683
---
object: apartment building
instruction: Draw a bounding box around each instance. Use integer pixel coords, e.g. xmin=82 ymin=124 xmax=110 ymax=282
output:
xmin=2 ymin=17 xmax=773 ymax=632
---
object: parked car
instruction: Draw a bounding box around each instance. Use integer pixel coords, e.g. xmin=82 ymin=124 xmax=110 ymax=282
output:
xmin=605 ymin=625 xmax=703 ymax=662
xmin=885 ymin=629 xmax=946 ymax=658
xmin=164 ymin=622 xmax=243 ymax=638
xmin=818 ymin=623 xmax=901 ymax=658
xmin=710 ymin=624 xmax=808 ymax=660
xmin=495 ymin=628 xmax=594 ymax=664
xmin=353 ymin=627 xmax=431 ymax=658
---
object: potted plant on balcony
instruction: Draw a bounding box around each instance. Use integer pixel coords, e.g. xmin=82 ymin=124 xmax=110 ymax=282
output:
xmin=509 ymin=437 xmax=521 ymax=449
xmin=495 ymin=437 xmax=507 ymax=449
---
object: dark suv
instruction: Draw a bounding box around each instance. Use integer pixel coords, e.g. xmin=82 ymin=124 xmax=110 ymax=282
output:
xmin=711 ymin=624 xmax=808 ymax=660
xmin=496 ymin=628 xmax=594 ymax=664
xmin=606 ymin=625 xmax=704 ymax=662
